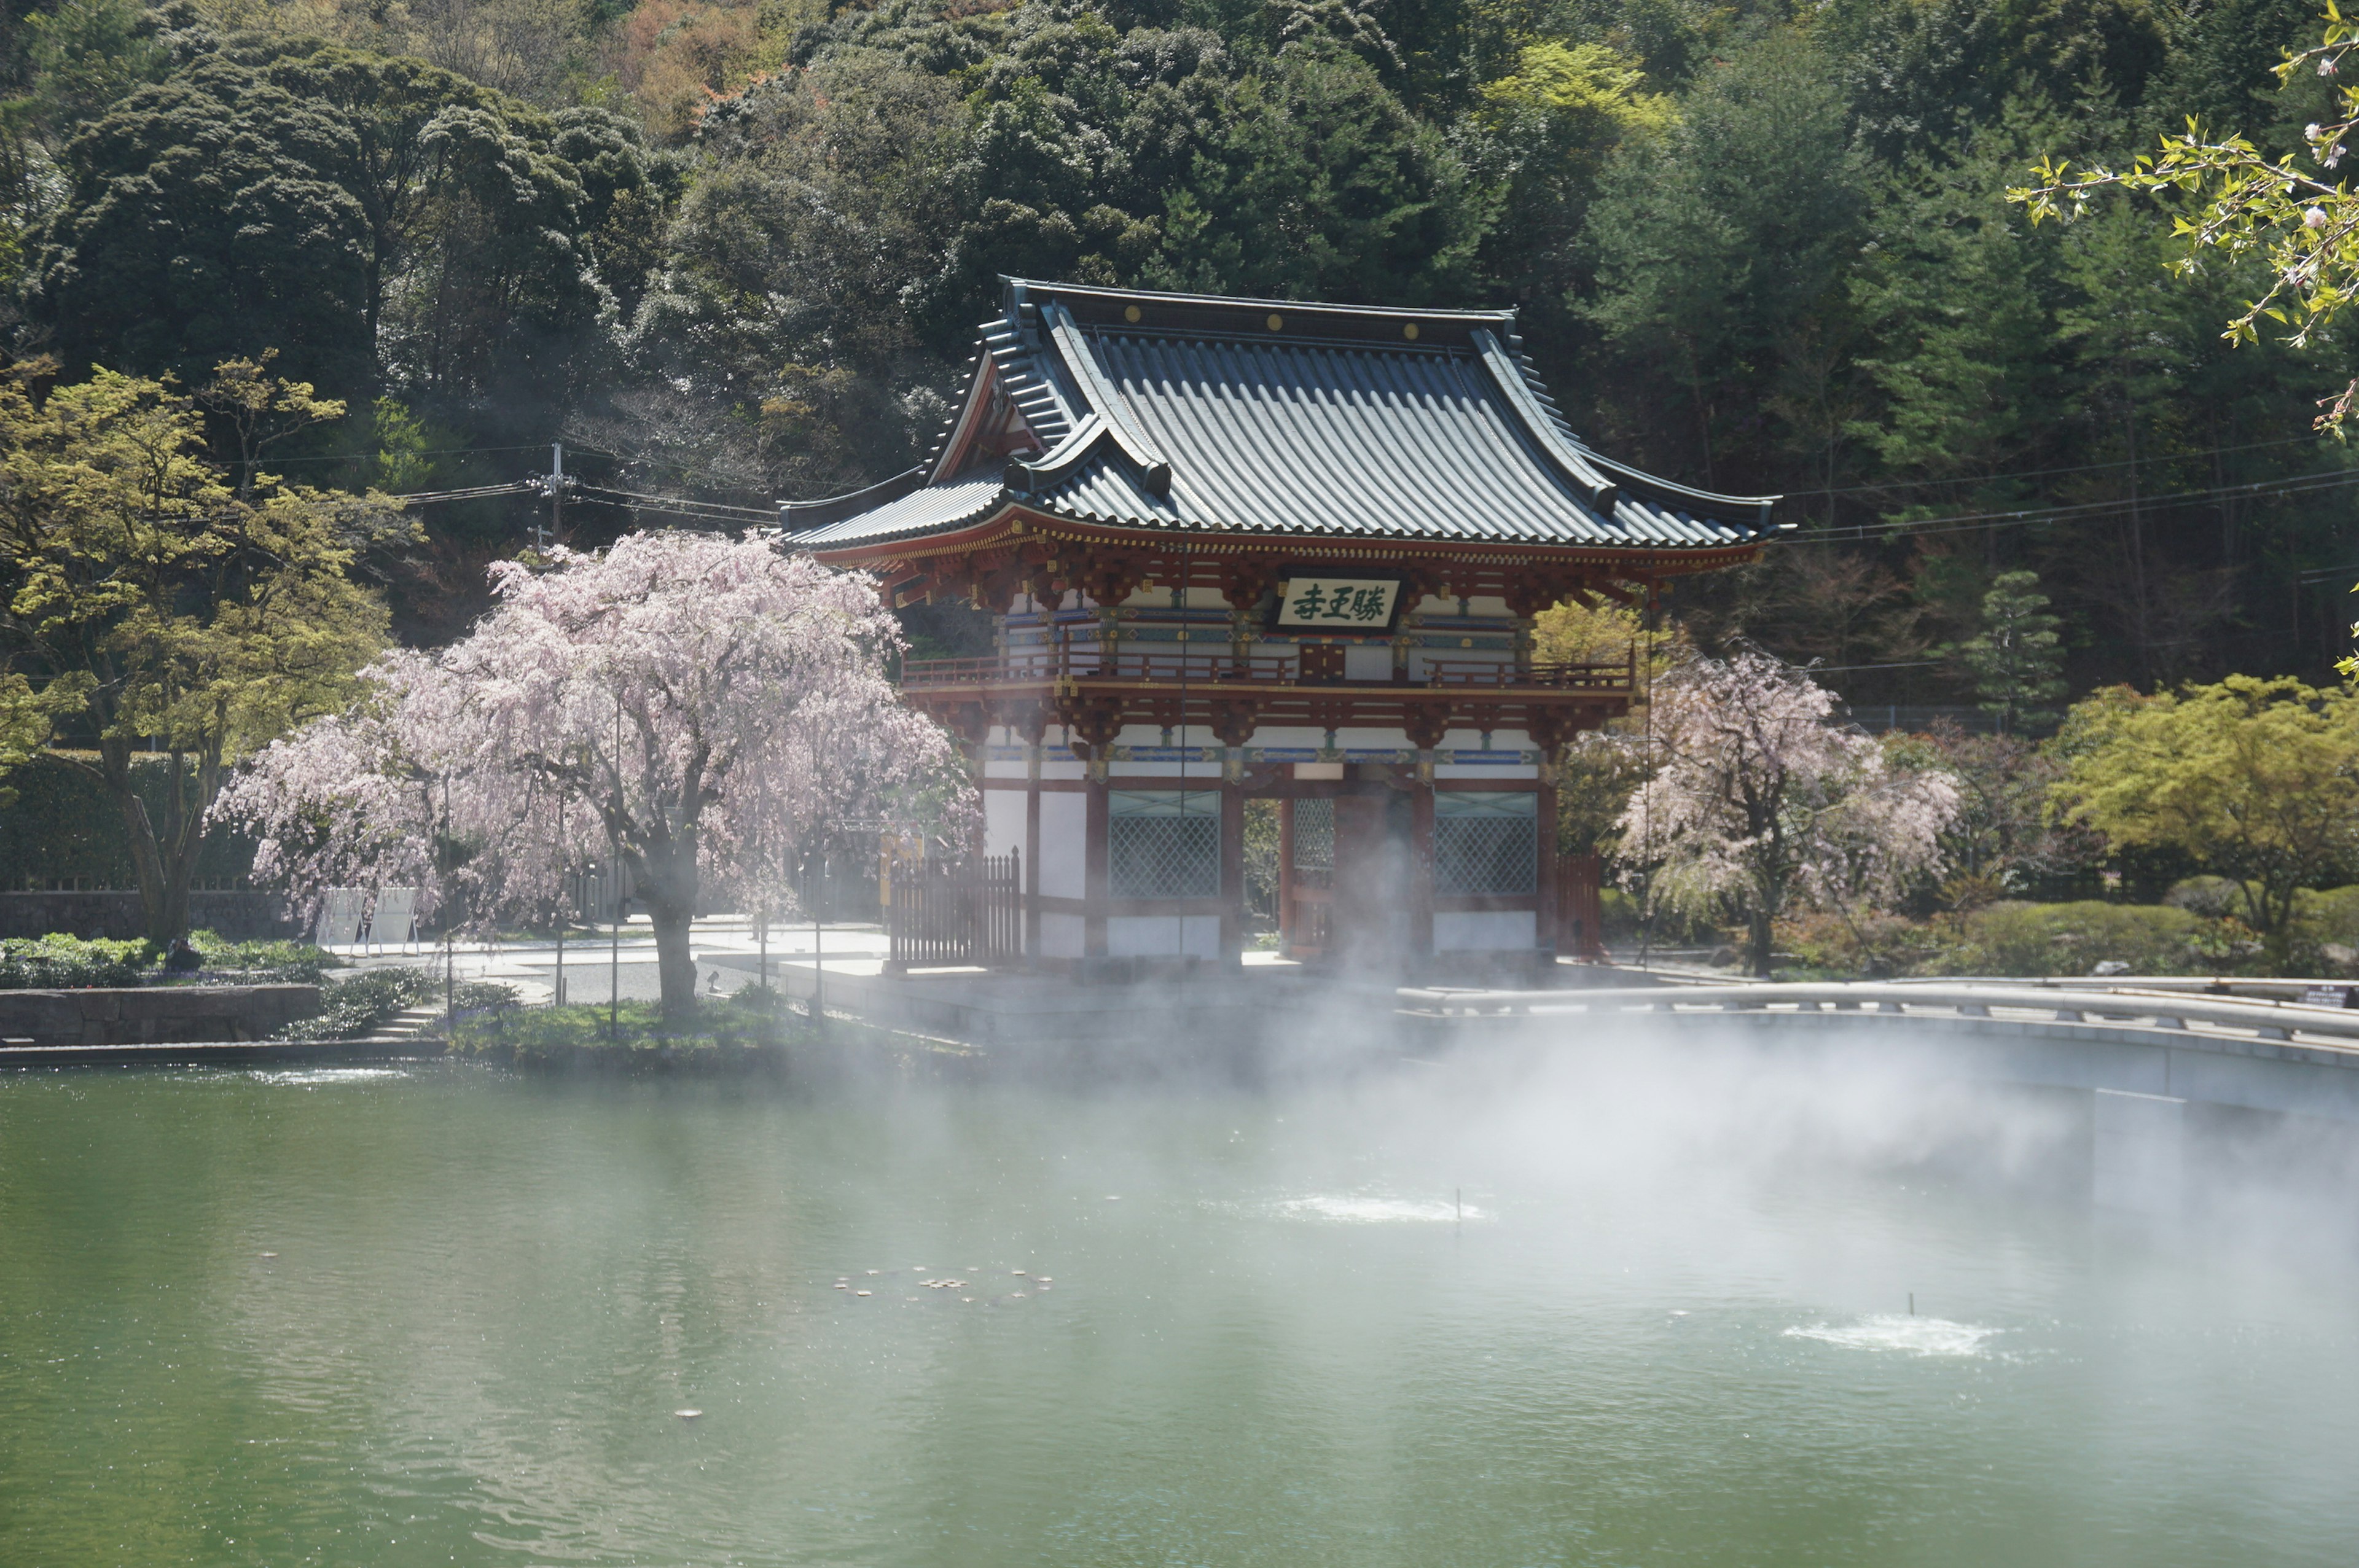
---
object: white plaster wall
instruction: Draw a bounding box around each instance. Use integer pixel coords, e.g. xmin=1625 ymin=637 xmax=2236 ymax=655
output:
xmin=1343 ymin=644 xmax=1394 ymax=681
xmin=1107 ymin=915 xmax=1222 ymax=959
xmin=1435 ymin=910 xmax=1537 ymax=951
xmin=1039 ymin=792 xmax=1087 ymax=898
xmin=1434 ymin=765 xmax=1539 ymax=780
xmin=984 ymin=790 xmax=1026 ymax=859
xmin=1108 ymin=765 xmax=1230 ymax=781
xmin=1038 ymin=911 xmax=1086 ymax=958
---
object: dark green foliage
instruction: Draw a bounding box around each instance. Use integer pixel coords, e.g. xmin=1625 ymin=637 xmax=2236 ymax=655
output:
xmin=0 ymin=934 xmax=149 ymax=988
xmin=0 ymin=0 xmax=2352 ymax=698
xmin=1149 ymin=42 xmax=1485 ymax=303
xmin=449 ymin=987 xmax=794 ymax=1071
xmin=36 ymin=52 xmax=375 ymax=396
xmin=184 ymin=929 xmax=340 ymax=981
xmin=29 ymin=37 xmax=671 ymax=423
xmin=0 ymin=929 xmax=337 ymax=988
xmin=1964 ymin=571 xmax=2067 ymax=732
xmin=1584 ymin=31 xmax=1869 ymax=491
xmin=0 ymin=754 xmax=257 ymax=890
xmin=286 ymin=964 xmax=439 ymax=1039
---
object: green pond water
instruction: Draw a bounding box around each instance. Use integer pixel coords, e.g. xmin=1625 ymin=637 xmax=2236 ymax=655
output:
xmin=4 ymin=1050 xmax=2358 ymax=1566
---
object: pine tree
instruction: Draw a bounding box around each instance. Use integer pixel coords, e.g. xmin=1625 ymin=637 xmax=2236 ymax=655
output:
xmin=1963 ymin=571 xmax=2065 ymax=735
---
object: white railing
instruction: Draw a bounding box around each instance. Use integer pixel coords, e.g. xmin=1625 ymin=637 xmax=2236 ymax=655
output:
xmin=1396 ymin=981 xmax=2359 ymax=1060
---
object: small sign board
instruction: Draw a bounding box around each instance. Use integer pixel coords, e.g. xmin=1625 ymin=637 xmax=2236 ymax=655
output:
xmin=315 ymin=887 xmax=366 ymax=947
xmin=2302 ymin=984 xmax=2355 ymax=1008
xmin=1272 ymin=576 xmax=1402 ymax=633
xmin=369 ymin=887 xmax=418 ymax=953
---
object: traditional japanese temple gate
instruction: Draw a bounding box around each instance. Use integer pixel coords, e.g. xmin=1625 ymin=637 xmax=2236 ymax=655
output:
xmin=794 ymin=279 xmax=1782 ymax=973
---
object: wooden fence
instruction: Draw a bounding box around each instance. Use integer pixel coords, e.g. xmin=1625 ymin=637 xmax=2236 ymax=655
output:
xmin=886 ymin=852 xmax=1022 ymax=969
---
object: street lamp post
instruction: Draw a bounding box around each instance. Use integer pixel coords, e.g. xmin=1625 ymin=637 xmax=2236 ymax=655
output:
xmin=555 ymin=793 xmax=566 ymax=1006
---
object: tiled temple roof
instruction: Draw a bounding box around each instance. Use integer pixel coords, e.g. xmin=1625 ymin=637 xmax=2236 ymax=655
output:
xmin=786 ymin=279 xmax=1781 ymax=555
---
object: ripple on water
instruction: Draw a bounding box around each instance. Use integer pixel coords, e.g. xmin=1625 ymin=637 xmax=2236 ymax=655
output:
xmin=1783 ymin=1314 xmax=2000 ymax=1358
xmin=240 ymin=1067 xmax=413 ymax=1086
xmin=1269 ymin=1195 xmax=1489 ymax=1224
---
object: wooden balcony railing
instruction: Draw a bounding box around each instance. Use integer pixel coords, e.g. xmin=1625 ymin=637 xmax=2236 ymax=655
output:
xmin=900 ymin=633 xmax=1635 ymax=693
xmin=1426 ymin=655 xmax=1635 ymax=690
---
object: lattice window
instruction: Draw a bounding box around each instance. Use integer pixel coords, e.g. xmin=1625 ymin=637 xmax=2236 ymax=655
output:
xmin=1291 ymin=797 xmax=1334 ymax=870
xmin=1434 ymin=793 xmax=1537 ymax=895
xmin=1109 ymin=791 xmax=1221 ymax=899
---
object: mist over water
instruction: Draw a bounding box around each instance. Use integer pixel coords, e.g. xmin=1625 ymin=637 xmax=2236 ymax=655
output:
xmin=6 ymin=1020 xmax=2359 ymax=1565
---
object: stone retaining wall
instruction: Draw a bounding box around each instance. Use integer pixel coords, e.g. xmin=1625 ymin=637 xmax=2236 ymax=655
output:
xmin=0 ymin=984 xmax=321 ymax=1045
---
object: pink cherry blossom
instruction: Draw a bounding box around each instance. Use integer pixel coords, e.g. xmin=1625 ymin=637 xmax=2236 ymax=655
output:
xmin=217 ymin=531 xmax=968 ymax=1017
xmin=1616 ymin=649 xmax=1958 ymax=975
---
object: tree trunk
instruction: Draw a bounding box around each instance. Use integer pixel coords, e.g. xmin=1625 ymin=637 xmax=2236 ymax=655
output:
xmin=649 ymin=901 xmax=698 ymax=1024
xmin=95 ymin=741 xmax=187 ymax=951
xmin=1747 ymin=907 xmax=1775 ymax=978
xmin=636 ymin=837 xmax=702 ymax=1024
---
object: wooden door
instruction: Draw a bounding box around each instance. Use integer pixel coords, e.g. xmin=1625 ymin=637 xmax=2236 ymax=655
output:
xmin=1329 ymin=790 xmax=1411 ymax=967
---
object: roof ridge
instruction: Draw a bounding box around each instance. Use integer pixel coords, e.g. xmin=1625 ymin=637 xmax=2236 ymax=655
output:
xmin=1040 ymin=302 xmax=1173 ymax=495
xmin=1004 ymin=275 xmax=1514 ymax=326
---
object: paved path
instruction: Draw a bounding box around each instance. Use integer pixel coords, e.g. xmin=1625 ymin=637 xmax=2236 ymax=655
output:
xmin=332 ymin=918 xmax=1314 ymax=1007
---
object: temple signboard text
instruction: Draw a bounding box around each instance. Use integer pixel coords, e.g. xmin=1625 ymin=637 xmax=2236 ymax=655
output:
xmin=1275 ymin=578 xmax=1401 ymax=631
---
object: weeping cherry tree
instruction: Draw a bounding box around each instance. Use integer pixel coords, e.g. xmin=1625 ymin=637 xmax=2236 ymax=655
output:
xmin=218 ymin=531 xmax=963 ymax=1019
xmin=1617 ymin=649 xmax=1959 ymax=976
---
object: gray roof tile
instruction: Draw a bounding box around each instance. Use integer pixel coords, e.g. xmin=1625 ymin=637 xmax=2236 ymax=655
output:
xmin=792 ymin=278 xmax=1780 ymax=555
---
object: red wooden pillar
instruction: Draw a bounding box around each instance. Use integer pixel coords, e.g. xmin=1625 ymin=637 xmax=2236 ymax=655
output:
xmin=1084 ymin=771 xmax=1109 ymax=958
xmin=1025 ymin=755 xmax=1043 ymax=959
xmin=1409 ymin=778 xmax=1436 ymax=959
xmin=1277 ymin=796 xmax=1297 ymax=954
xmin=1219 ymin=777 xmax=1244 ymax=964
xmin=1535 ymin=773 xmax=1559 ymax=959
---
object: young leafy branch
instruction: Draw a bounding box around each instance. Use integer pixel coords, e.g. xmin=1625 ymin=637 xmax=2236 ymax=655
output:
xmin=2009 ymin=4 xmax=2359 ymax=429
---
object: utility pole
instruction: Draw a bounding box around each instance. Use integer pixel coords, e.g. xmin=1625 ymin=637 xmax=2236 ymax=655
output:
xmin=533 ymin=442 xmax=565 ymax=552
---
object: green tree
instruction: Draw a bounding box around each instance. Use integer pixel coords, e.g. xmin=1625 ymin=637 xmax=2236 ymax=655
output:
xmin=1468 ymin=40 xmax=1670 ymax=321
xmin=1963 ymin=569 xmax=2067 ymax=732
xmin=0 ymin=360 xmax=400 ymax=946
xmin=1148 ymin=41 xmax=1487 ymax=305
xmin=1584 ymin=30 xmax=1869 ymax=489
xmin=625 ymin=50 xmax=967 ymax=493
xmin=2052 ymin=674 xmax=2359 ymax=961
xmin=31 ymin=39 xmax=666 ymax=421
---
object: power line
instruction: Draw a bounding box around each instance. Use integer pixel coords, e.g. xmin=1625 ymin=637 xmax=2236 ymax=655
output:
xmin=1783 ymin=429 xmax=2334 ymax=501
xmin=569 ymin=483 xmax=777 ymax=522
xmin=1793 ymin=463 xmax=2359 ymax=545
xmin=391 ymin=480 xmax=545 ymax=507
xmin=262 ymin=443 xmax=551 ymax=467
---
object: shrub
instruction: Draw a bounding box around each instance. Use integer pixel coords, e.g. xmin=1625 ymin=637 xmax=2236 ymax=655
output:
xmin=1778 ymin=910 xmax=1950 ymax=978
xmin=186 ymin=929 xmax=341 ymax=983
xmin=450 ymin=988 xmax=793 ymax=1071
xmin=282 ymin=967 xmax=441 ymax=1040
xmin=0 ymin=934 xmax=149 ymax=988
xmin=1938 ymin=900 xmax=2209 ymax=977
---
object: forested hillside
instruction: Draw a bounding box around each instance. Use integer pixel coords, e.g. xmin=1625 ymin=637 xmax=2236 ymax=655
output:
xmin=1 ymin=0 xmax=2351 ymax=695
